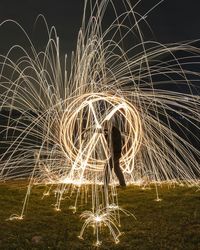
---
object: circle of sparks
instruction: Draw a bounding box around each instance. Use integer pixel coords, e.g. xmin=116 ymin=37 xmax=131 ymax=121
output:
xmin=60 ymin=92 xmax=142 ymax=172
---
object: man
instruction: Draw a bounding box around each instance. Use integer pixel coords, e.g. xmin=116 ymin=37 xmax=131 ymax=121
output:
xmin=104 ymin=123 xmax=126 ymax=187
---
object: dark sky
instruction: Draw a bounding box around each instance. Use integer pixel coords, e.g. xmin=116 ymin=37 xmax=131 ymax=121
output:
xmin=1 ymin=0 xmax=200 ymax=56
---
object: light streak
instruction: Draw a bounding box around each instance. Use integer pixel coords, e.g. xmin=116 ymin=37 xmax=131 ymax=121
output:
xmin=0 ymin=0 xmax=200 ymax=245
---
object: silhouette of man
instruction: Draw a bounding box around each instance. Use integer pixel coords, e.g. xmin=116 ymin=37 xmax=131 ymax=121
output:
xmin=104 ymin=123 xmax=126 ymax=187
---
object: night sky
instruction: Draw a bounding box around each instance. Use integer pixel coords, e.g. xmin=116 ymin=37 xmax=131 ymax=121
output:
xmin=1 ymin=0 xmax=200 ymax=57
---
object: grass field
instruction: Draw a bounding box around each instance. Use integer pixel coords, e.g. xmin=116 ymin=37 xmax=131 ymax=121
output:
xmin=0 ymin=181 xmax=200 ymax=250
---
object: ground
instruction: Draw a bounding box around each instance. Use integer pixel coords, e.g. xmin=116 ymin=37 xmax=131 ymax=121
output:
xmin=0 ymin=181 xmax=200 ymax=249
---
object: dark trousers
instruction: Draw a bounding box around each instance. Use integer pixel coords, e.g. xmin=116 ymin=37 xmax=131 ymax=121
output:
xmin=104 ymin=153 xmax=126 ymax=187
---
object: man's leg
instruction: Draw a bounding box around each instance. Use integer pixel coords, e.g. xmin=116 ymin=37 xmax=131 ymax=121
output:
xmin=113 ymin=154 xmax=126 ymax=186
xmin=104 ymin=157 xmax=113 ymax=186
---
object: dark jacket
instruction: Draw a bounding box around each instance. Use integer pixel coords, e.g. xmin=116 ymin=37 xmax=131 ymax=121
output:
xmin=111 ymin=126 xmax=122 ymax=154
